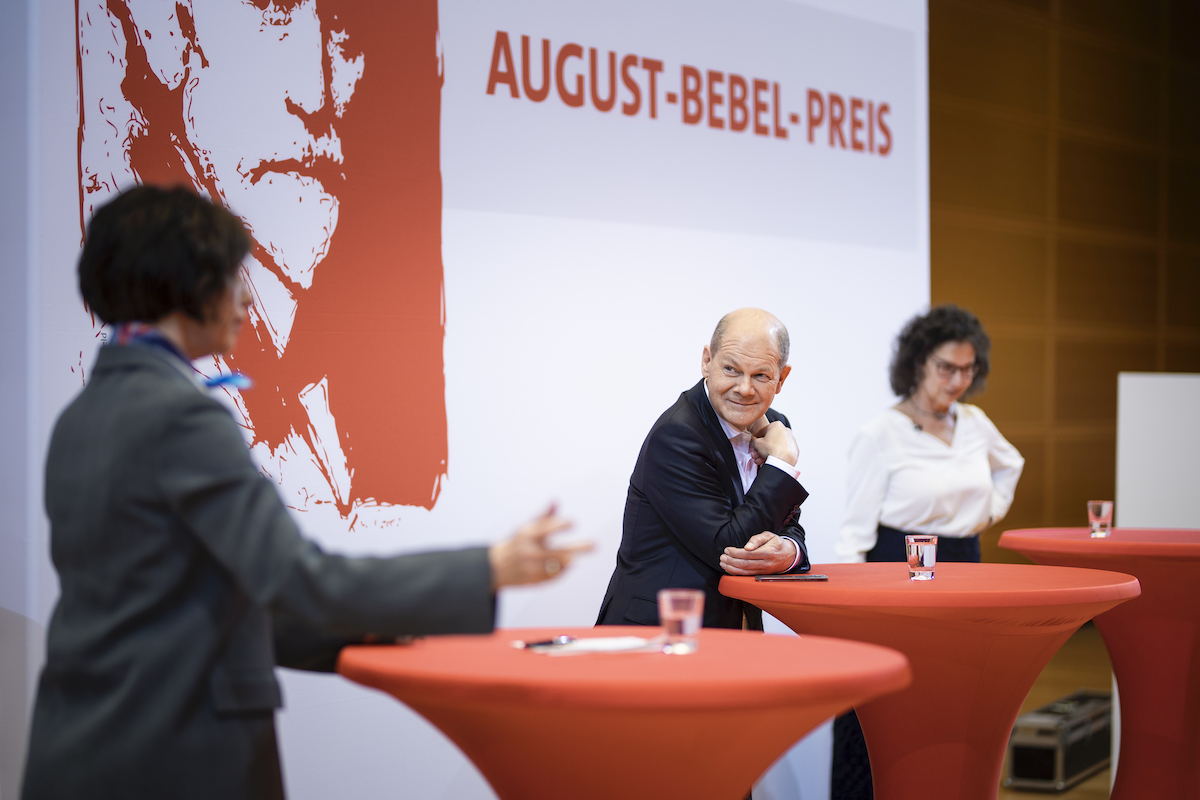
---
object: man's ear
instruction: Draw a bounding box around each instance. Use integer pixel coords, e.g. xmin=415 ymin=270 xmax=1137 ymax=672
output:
xmin=776 ymin=364 xmax=792 ymax=393
xmin=701 ymin=345 xmax=713 ymax=379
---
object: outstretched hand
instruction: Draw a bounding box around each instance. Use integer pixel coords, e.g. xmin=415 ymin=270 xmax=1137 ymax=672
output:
xmin=720 ymin=531 xmax=797 ymax=576
xmin=488 ymin=505 xmax=592 ymax=590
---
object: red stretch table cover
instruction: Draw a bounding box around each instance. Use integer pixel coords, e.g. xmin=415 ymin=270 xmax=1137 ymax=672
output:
xmin=1000 ymin=527 xmax=1200 ymax=799
xmin=722 ymin=563 xmax=1140 ymax=800
xmin=338 ymin=626 xmax=911 ymax=800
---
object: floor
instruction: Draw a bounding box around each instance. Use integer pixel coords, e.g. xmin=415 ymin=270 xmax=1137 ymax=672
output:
xmin=997 ymin=622 xmax=1113 ymax=800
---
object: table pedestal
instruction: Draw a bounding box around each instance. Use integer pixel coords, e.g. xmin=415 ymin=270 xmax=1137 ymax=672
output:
xmin=1103 ymin=586 xmax=1200 ymax=800
xmin=419 ymin=701 xmax=848 ymax=800
xmin=999 ymin=528 xmax=1200 ymax=799
xmin=339 ymin=626 xmax=911 ymax=800
xmin=722 ymin=564 xmax=1139 ymax=800
xmin=827 ymin=608 xmax=1087 ymax=799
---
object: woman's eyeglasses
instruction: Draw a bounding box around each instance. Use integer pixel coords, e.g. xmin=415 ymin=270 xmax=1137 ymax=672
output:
xmin=931 ymin=357 xmax=977 ymax=380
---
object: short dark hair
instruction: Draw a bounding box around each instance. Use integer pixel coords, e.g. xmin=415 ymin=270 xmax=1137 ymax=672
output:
xmin=889 ymin=305 xmax=991 ymax=398
xmin=79 ymin=185 xmax=250 ymax=324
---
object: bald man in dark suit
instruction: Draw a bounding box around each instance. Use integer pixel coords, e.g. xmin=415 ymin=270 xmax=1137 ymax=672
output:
xmin=598 ymin=308 xmax=811 ymax=632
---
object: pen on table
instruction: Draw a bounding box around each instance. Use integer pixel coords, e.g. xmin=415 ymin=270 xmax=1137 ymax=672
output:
xmin=512 ymin=635 xmax=576 ymax=649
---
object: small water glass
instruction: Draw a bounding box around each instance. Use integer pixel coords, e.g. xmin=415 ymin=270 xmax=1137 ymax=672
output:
xmin=1087 ymin=500 xmax=1114 ymax=538
xmin=657 ymin=589 xmax=704 ymax=654
xmin=905 ymin=535 xmax=938 ymax=581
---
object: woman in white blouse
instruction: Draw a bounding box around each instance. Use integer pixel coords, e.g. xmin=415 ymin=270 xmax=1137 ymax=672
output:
xmin=831 ymin=305 xmax=1024 ymax=800
xmin=837 ymin=305 xmax=1024 ymax=563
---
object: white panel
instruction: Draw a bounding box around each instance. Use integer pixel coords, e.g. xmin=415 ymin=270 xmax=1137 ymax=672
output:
xmin=442 ymin=0 xmax=917 ymax=249
xmin=1116 ymin=373 xmax=1200 ymax=528
xmin=23 ymin=1 xmax=929 ymax=799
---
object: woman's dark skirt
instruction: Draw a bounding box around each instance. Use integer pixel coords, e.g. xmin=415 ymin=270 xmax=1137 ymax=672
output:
xmin=831 ymin=524 xmax=981 ymax=800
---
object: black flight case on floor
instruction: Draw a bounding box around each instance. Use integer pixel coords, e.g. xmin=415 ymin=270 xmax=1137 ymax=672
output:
xmin=1004 ymin=690 xmax=1112 ymax=792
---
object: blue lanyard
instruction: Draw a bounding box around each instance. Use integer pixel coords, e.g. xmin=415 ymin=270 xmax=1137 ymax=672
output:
xmin=111 ymin=323 xmax=254 ymax=390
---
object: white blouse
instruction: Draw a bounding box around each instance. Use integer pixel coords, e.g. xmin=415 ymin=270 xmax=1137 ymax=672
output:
xmin=836 ymin=403 xmax=1025 ymax=562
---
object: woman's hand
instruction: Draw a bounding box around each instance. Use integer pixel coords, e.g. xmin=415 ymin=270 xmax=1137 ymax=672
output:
xmin=488 ymin=505 xmax=592 ymax=590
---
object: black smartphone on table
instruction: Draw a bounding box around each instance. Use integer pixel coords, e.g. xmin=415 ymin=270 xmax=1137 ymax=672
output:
xmin=754 ymin=574 xmax=829 ymax=581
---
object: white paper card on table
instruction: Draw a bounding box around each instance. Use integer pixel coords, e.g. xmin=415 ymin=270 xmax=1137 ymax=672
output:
xmin=515 ymin=636 xmax=658 ymax=655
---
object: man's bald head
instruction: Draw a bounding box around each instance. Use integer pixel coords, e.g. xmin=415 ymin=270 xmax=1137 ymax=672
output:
xmin=701 ymin=308 xmax=792 ymax=430
xmin=709 ymin=308 xmax=790 ymax=368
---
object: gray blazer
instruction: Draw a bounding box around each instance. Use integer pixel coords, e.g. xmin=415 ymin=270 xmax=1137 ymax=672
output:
xmin=23 ymin=344 xmax=493 ymax=799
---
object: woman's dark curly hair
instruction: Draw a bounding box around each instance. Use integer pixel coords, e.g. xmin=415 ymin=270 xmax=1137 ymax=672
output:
xmin=79 ymin=185 xmax=250 ymax=324
xmin=889 ymin=305 xmax=990 ymax=398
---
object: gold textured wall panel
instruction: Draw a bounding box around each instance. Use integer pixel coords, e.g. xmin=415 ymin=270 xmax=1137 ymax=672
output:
xmin=1055 ymin=341 xmax=1158 ymax=421
xmin=1054 ymin=437 xmax=1118 ymax=525
xmin=931 ymin=109 xmax=1049 ymax=216
xmin=1166 ymin=344 xmax=1200 ymax=372
xmin=1058 ymin=139 xmax=1159 ymax=233
xmin=930 ymin=3 xmax=1050 ymax=112
xmin=1060 ymin=39 xmax=1158 ymax=141
xmin=1168 ymin=158 xmax=1200 ymax=241
xmin=996 ymin=0 xmax=1050 ymax=14
xmin=1061 ymin=0 xmax=1161 ymax=47
xmin=930 ymin=0 xmax=1200 ymax=549
xmin=932 ymin=226 xmax=1047 ymax=323
xmin=1167 ymin=251 xmax=1200 ymax=326
xmin=1168 ymin=64 xmax=1200 ymax=151
xmin=1056 ymin=240 xmax=1158 ymax=326
xmin=975 ymin=337 xmax=1047 ymax=422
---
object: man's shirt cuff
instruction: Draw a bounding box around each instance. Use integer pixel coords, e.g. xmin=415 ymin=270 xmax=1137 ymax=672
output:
xmin=779 ymin=535 xmax=802 ymax=571
xmin=765 ymin=455 xmax=802 ymax=483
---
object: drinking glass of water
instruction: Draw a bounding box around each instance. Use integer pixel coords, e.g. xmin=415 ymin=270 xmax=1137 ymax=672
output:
xmin=657 ymin=589 xmax=704 ymax=654
xmin=1087 ymin=500 xmax=1114 ymax=538
xmin=905 ymin=535 xmax=938 ymax=581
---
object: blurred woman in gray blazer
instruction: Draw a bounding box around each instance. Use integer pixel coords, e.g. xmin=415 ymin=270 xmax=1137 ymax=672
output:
xmin=22 ymin=186 xmax=585 ymax=800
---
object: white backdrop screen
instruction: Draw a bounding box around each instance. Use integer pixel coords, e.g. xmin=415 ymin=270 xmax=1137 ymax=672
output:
xmin=27 ymin=0 xmax=931 ymax=797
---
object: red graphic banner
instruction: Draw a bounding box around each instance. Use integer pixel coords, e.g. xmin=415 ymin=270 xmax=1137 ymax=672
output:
xmin=77 ymin=0 xmax=447 ymax=517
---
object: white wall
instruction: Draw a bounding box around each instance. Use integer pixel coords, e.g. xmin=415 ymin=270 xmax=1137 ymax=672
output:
xmin=1116 ymin=373 xmax=1200 ymax=529
xmin=1110 ymin=373 xmax=1200 ymax=787
xmin=0 ymin=2 xmax=43 ymax=798
xmin=0 ymin=1 xmax=928 ymax=798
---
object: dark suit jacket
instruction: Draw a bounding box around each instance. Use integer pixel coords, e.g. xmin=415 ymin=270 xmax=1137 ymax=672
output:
xmin=597 ymin=380 xmax=810 ymax=631
xmin=23 ymin=344 xmax=495 ymax=800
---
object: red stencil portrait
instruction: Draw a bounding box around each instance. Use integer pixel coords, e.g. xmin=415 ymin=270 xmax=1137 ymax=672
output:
xmin=77 ymin=0 xmax=448 ymax=522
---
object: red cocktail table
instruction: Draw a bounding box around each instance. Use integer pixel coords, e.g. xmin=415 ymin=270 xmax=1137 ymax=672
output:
xmin=338 ymin=626 xmax=910 ymax=800
xmin=999 ymin=527 xmax=1200 ymax=799
xmin=722 ymin=563 xmax=1140 ymax=800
